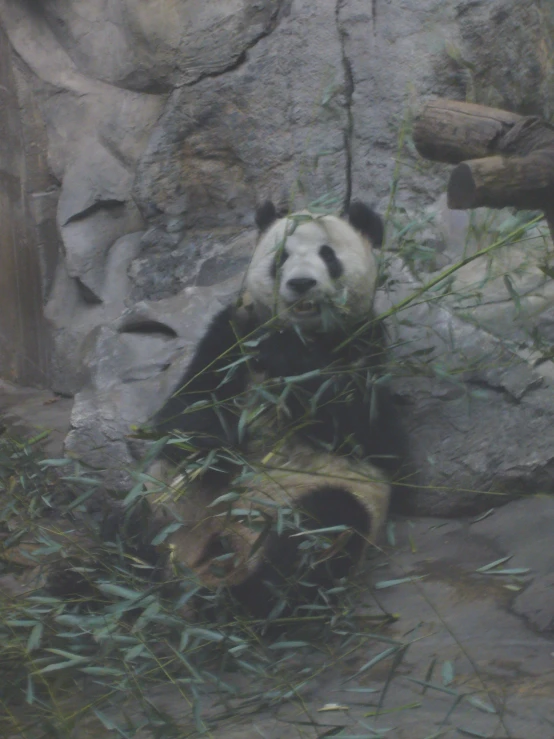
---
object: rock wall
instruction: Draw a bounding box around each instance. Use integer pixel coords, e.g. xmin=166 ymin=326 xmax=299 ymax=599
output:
xmin=0 ymin=22 xmax=51 ymax=386
xmin=1 ymin=0 xmax=554 ymax=510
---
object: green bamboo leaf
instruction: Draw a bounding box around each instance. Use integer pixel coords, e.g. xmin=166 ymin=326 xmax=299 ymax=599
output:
xmin=122 ymin=481 xmax=148 ymax=507
xmin=38 ymin=458 xmax=73 ymax=468
xmin=25 ymin=676 xmax=34 ymax=705
xmin=80 ymin=666 xmax=124 ymax=676
xmin=375 ymin=576 xmax=427 ymax=589
xmin=97 ymin=583 xmax=145 ymax=601
xmin=268 ymin=641 xmax=310 ymax=650
xmin=539 ymin=263 xmax=554 ymax=280
xmin=151 ymin=522 xmax=182 ymax=545
xmin=441 ymin=660 xmax=454 ymax=687
xmin=482 ymin=567 xmax=530 ymax=575
xmin=345 ymin=647 xmax=397 ymax=682
xmin=187 ymin=627 xmax=225 ymax=643
xmin=131 ymin=601 xmax=161 ymax=632
xmin=26 ymin=623 xmax=43 ymax=653
xmin=36 ymin=658 xmax=88 ymax=674
xmin=456 ymin=728 xmax=493 ymax=738
xmin=47 ymin=648 xmax=89 ymax=660
xmin=475 ymin=556 xmax=512 ymax=572
xmin=123 ymin=644 xmax=145 ymax=662
xmin=93 ymin=709 xmax=132 ymax=737
xmin=208 ymin=492 xmax=241 ymax=507
xmin=466 ymin=696 xmax=496 ymax=714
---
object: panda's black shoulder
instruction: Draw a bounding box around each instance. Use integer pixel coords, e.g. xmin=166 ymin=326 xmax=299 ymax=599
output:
xmin=190 ymin=300 xmax=262 ymax=368
xmin=151 ymin=302 xmax=259 ymax=452
xmin=191 ymin=305 xmax=247 ymax=368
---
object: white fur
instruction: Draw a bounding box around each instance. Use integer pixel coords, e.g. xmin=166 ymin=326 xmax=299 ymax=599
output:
xmin=245 ymin=212 xmax=378 ymax=328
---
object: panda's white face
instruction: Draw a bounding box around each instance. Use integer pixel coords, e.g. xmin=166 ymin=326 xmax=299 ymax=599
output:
xmin=245 ymin=210 xmax=379 ymax=330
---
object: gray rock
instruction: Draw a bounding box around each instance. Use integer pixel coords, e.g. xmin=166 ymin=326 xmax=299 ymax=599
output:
xmin=58 ymin=144 xmax=134 ymax=226
xmin=377 ymin=258 xmax=554 ymax=516
xmin=469 ymin=497 xmax=554 ymax=632
xmin=0 ymin=0 xmax=165 ymax=177
xmin=129 ymin=227 xmax=256 ymax=301
xmin=470 ymin=496 xmax=554 ymax=578
xmin=64 ymin=278 xmax=243 ymax=486
xmin=513 ymin=575 xmax=554 ymax=632
xmin=38 ymin=0 xmax=282 ymax=91
xmin=60 ymin=203 xmax=144 ymax=301
xmin=454 ymin=0 xmax=553 ymax=115
xmin=45 ymin=232 xmax=144 ymax=395
xmin=343 ymin=0 xmax=552 ymax=210
xmin=134 ymin=0 xmax=350 ymax=229
xmin=56 ymin=144 xmax=144 ymax=299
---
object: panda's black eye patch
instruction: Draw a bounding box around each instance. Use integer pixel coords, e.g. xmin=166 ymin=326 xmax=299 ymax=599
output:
xmin=270 ymin=248 xmax=289 ymax=278
xmin=319 ymin=245 xmax=343 ymax=279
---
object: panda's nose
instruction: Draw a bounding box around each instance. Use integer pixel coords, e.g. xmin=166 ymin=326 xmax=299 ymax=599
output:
xmin=287 ymin=277 xmax=317 ymax=294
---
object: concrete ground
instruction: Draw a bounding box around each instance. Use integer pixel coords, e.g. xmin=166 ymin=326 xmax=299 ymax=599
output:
xmin=0 ymin=379 xmax=72 ymax=458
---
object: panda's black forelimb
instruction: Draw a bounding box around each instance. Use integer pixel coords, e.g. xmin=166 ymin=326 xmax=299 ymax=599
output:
xmin=153 ymin=305 xmax=256 ymax=460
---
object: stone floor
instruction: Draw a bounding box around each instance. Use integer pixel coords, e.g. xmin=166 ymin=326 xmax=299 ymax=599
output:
xmin=0 ymin=379 xmax=72 ymax=458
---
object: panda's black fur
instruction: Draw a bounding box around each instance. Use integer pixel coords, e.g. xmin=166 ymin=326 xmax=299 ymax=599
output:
xmin=154 ymin=299 xmax=406 ymax=474
xmin=149 ymin=200 xmax=410 ymax=619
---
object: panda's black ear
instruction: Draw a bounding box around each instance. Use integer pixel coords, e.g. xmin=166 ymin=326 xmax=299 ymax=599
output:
xmin=347 ymin=201 xmax=384 ymax=248
xmin=255 ymin=201 xmax=278 ymax=232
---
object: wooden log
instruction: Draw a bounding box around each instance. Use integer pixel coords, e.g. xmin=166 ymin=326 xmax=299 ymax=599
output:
xmin=447 ymin=151 xmax=554 ymax=211
xmin=413 ymin=99 xmax=554 ymax=164
xmin=499 ymin=116 xmax=554 ymax=156
xmin=414 ymin=99 xmax=554 ymax=242
xmin=413 ymin=100 xmax=524 ymax=164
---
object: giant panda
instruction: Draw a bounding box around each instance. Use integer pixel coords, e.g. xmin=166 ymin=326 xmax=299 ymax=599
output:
xmin=147 ymin=200 xmax=409 ymax=619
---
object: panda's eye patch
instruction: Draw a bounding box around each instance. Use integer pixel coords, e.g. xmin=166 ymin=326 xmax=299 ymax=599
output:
xmin=270 ymin=247 xmax=289 ymax=278
xmin=319 ymin=245 xmax=343 ymax=279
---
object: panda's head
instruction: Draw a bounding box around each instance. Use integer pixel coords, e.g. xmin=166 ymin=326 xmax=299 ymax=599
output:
xmin=244 ymin=201 xmax=383 ymax=331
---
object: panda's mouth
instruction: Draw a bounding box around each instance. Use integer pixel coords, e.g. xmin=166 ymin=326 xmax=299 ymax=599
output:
xmin=291 ymin=300 xmax=320 ymax=317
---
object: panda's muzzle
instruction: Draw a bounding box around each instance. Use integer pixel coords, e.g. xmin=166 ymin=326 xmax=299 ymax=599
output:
xmin=285 ymin=277 xmax=320 ymax=317
xmin=287 ymin=277 xmax=317 ymax=294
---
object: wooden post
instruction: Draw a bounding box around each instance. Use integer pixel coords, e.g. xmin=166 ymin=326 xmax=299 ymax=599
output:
xmin=413 ymin=99 xmax=554 ymax=243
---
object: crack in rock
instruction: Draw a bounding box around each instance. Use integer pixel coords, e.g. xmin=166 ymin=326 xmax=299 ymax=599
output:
xmin=335 ymin=0 xmax=354 ymax=210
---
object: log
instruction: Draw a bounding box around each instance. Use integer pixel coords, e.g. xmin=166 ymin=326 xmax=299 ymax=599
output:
xmin=412 ymin=100 xmax=524 ymax=164
xmin=414 ymin=99 xmax=554 ymax=242
xmin=448 ymin=152 xmax=554 ymax=211
xmin=413 ymin=100 xmax=554 ymax=164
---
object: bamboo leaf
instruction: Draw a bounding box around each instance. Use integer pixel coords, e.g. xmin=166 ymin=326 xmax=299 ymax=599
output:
xmin=375 ymin=576 xmax=427 ymax=589
xmin=26 ymin=623 xmax=43 ymax=653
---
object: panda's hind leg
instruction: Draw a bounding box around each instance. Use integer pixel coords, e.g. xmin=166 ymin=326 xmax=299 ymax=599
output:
xmin=290 ymin=485 xmax=372 ymax=579
xmin=230 ymin=485 xmax=372 ymax=619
